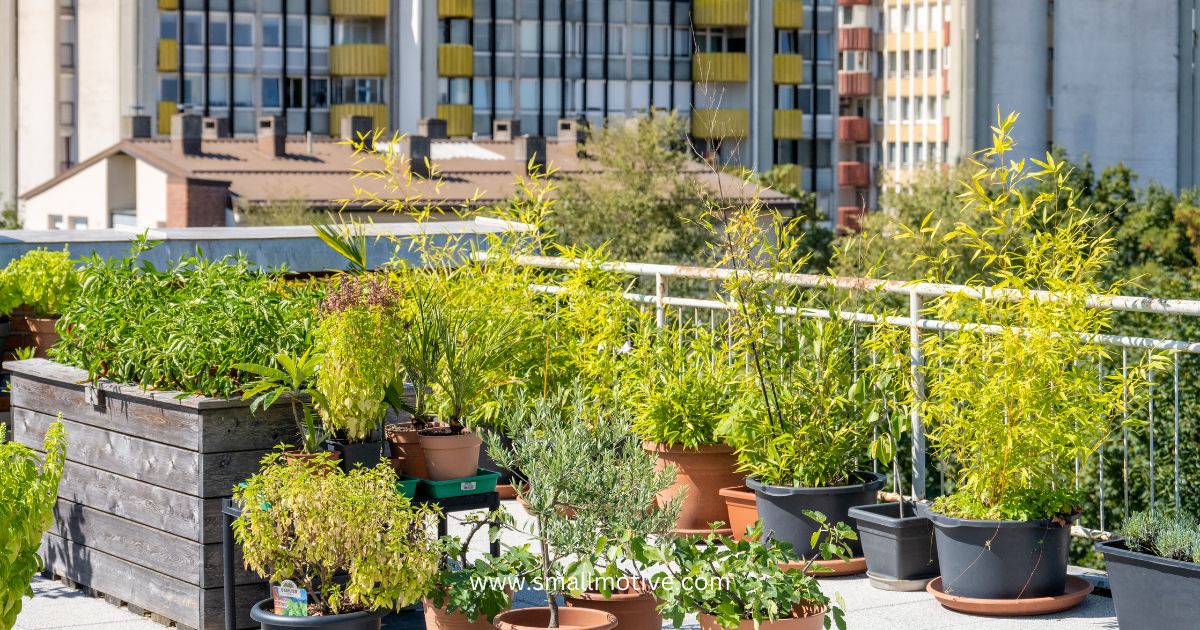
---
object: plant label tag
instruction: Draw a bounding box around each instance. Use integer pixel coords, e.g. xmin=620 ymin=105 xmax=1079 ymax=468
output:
xmin=460 ymin=481 xmax=477 ymax=491
xmin=272 ymin=580 xmax=308 ymax=616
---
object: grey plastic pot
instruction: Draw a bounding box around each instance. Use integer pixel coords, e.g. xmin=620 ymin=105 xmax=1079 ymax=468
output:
xmin=249 ymin=599 xmax=385 ymax=630
xmin=746 ymin=471 xmax=885 ymax=558
xmin=848 ymin=501 xmax=938 ymax=590
xmin=1097 ymin=538 xmax=1200 ymax=630
xmin=328 ymin=437 xmax=386 ymax=473
xmin=926 ymin=510 xmax=1072 ymax=599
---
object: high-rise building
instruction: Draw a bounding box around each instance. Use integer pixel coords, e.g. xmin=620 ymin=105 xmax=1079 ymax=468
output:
xmin=0 ymin=0 xmax=840 ymax=219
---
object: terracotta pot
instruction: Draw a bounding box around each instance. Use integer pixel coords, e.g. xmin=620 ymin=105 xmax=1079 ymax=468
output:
xmin=385 ymin=424 xmax=430 ymax=478
xmin=697 ymin=608 xmax=824 ymax=630
xmin=493 ymin=607 xmax=617 ymax=630
xmin=420 ymin=431 xmax=483 ymax=481
xmin=564 ymin=580 xmax=661 ymax=630
xmin=284 ymin=450 xmax=341 ymax=475
xmin=644 ymin=441 xmax=741 ymax=534
xmin=719 ymin=486 xmax=759 ymax=541
xmin=11 ymin=314 xmax=59 ymax=358
xmin=389 ymin=455 xmax=406 ymax=476
xmin=423 ymin=598 xmax=497 ymax=630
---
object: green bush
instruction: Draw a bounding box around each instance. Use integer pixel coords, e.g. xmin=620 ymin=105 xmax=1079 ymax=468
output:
xmin=4 ymin=249 xmax=79 ymax=317
xmin=1120 ymin=510 xmax=1200 ymax=563
xmin=52 ymin=245 xmax=320 ymax=398
xmin=0 ymin=420 xmax=66 ymax=629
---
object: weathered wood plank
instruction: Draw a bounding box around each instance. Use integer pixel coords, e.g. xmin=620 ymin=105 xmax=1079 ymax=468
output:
xmin=199 ymin=581 xmax=271 ymax=630
xmin=198 ymin=404 xmax=297 ymax=454
xmin=55 ymin=460 xmax=205 ymax=541
xmin=4 ymin=358 xmax=252 ymax=410
xmin=200 ymin=449 xmax=278 ymax=498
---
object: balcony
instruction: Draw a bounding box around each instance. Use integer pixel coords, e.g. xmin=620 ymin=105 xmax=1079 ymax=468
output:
xmin=773 ymin=54 xmax=804 ymax=84
xmin=838 ymin=27 xmax=872 ymax=51
xmin=839 ymin=71 xmax=872 ymax=97
xmin=692 ymin=0 xmax=750 ymax=27
xmin=329 ymin=43 xmax=388 ymax=76
xmin=839 ymin=161 xmax=870 ymax=188
xmin=329 ymin=0 xmax=388 ymax=17
xmin=774 ymin=110 xmax=804 ymax=139
xmin=329 ymin=103 xmax=388 ymax=135
xmin=693 ymin=52 xmax=749 ymax=83
xmin=438 ymin=44 xmax=474 ymax=77
xmin=438 ymin=0 xmax=474 ymax=18
xmin=838 ymin=116 xmax=870 ymax=143
xmin=774 ymin=0 xmax=804 ymax=29
xmin=436 ymin=103 xmax=474 ymax=137
xmin=156 ymin=101 xmax=176 ymax=135
xmin=157 ymin=0 xmax=177 ymax=8
xmin=691 ymin=108 xmax=749 ymax=138
xmin=157 ymin=39 xmax=177 ymax=73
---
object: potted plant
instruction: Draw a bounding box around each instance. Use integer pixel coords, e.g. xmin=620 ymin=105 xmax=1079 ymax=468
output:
xmin=647 ymin=521 xmax=849 ymax=630
xmin=233 ymin=452 xmax=439 ymax=628
xmin=916 ymin=113 xmax=1152 ymax=601
xmin=313 ymin=275 xmax=404 ymax=472
xmin=424 ymin=512 xmax=535 ymax=630
xmin=1097 ymin=511 xmax=1200 ymax=630
xmin=4 ymin=248 xmax=79 ymax=357
xmin=0 ymin=419 xmax=66 ymax=630
xmin=237 ymin=349 xmax=337 ymax=464
xmin=624 ymin=326 xmax=744 ymax=535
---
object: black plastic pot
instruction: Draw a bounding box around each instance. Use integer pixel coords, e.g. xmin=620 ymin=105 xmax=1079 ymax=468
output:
xmin=848 ymin=501 xmax=938 ymax=590
xmin=1097 ymin=539 xmax=1200 ymax=630
xmin=327 ymin=437 xmax=386 ymax=473
xmin=927 ymin=510 xmax=1071 ymax=599
xmin=249 ymin=599 xmax=385 ymax=630
xmin=746 ymin=471 xmax=885 ymax=558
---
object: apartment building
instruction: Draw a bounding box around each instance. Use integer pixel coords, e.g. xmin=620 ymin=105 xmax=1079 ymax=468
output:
xmin=0 ymin=0 xmax=840 ymax=220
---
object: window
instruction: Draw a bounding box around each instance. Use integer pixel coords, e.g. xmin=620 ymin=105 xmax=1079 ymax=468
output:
xmin=631 ymin=25 xmax=649 ymax=56
xmin=886 ymin=96 xmax=897 ymax=120
xmin=815 ymin=87 xmax=831 ymax=115
xmin=519 ymin=78 xmax=538 ymax=111
xmin=777 ymin=85 xmax=796 ymax=109
xmin=48 ymin=215 xmax=63 ymax=230
xmin=653 ymin=25 xmax=669 ymax=56
xmin=208 ymin=74 xmax=229 ymax=107
xmin=439 ymin=77 xmax=470 ymax=104
xmin=333 ymin=77 xmax=382 ymax=104
xmin=286 ymin=77 xmax=304 ymax=107
xmin=543 ymin=21 xmax=561 ymax=53
xmin=902 ymin=142 xmax=911 ymax=165
xmin=233 ymin=14 xmax=254 ymax=47
xmin=334 ymin=18 xmax=383 ymax=44
xmin=183 ymin=13 xmax=203 ymax=45
xmin=913 ymin=96 xmax=923 ymax=121
xmin=630 ymin=81 xmax=649 ymax=110
xmin=777 ymin=31 xmax=798 ymax=55
xmin=900 ymin=96 xmax=910 ymax=119
xmin=608 ymin=24 xmax=624 ymax=55
xmin=917 ymin=5 xmax=928 ymax=31
xmin=182 ymin=74 xmax=203 ymax=105
xmin=70 ymin=217 xmax=87 ymax=230
xmin=816 ymin=33 xmax=831 ymax=60
xmin=286 ymin=16 xmax=305 ymax=47
xmin=586 ymin=23 xmax=604 ymax=54
xmin=519 ymin=21 xmax=539 ymax=52
xmin=444 ymin=18 xmax=470 ymax=44
xmin=565 ymin=22 xmax=580 ymax=55
xmin=887 ymin=142 xmax=896 ymax=164
xmin=233 ymin=75 xmax=253 ymax=106
xmin=261 ymin=77 xmax=281 ymax=108
xmin=310 ymin=16 xmax=330 ymax=48
xmin=209 ymin=15 xmax=229 ymax=46
xmin=310 ymin=78 xmax=329 ymax=108
xmin=915 ymin=49 xmax=924 ymax=73
xmin=542 ymin=79 xmax=561 ymax=110
xmin=888 ymin=7 xmax=900 ymax=32
xmin=902 ymin=50 xmax=911 ymax=75
xmin=607 ymin=81 xmax=625 ymax=110
xmin=494 ymin=20 xmax=514 ymax=52
xmin=495 ymin=78 xmax=513 ymax=110
xmin=473 ymin=78 xmax=491 ymax=110
xmin=159 ymin=13 xmax=177 ymax=39
xmin=586 ymin=79 xmax=603 ymax=110
xmin=673 ymin=28 xmax=691 ymax=57
xmin=160 ymin=76 xmax=178 ymax=101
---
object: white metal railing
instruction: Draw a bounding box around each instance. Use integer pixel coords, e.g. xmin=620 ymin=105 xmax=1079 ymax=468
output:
xmin=478 ymin=252 xmax=1200 ymax=538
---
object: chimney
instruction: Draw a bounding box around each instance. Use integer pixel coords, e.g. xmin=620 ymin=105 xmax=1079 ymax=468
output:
xmin=122 ymin=115 xmax=152 ymax=139
xmin=201 ymin=117 xmax=230 ymax=139
xmin=170 ymin=113 xmax=202 ymax=156
xmin=340 ymin=115 xmax=373 ymax=142
xmin=256 ymin=115 xmax=286 ymax=158
xmin=418 ymin=118 xmax=448 ymax=140
xmin=493 ymin=118 xmax=520 ymax=142
xmin=514 ymin=135 xmax=546 ymax=173
xmin=395 ymin=135 xmax=432 ymax=178
xmin=556 ymin=117 xmax=587 ymax=145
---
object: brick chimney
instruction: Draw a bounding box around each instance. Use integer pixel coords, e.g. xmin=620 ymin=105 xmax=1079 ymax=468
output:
xmin=121 ymin=115 xmax=152 ymax=139
xmin=257 ymin=116 xmax=286 ymax=158
xmin=340 ymin=115 xmax=373 ymax=142
xmin=493 ymin=118 xmax=520 ymax=142
xmin=202 ymin=117 xmax=230 ymax=139
xmin=514 ymin=135 xmax=546 ymax=173
xmin=170 ymin=113 xmax=202 ymax=156
xmin=418 ymin=118 xmax=448 ymax=140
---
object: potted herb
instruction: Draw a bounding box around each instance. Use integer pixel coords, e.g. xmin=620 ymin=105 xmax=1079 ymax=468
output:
xmin=0 ymin=420 xmax=66 ymax=630
xmin=313 ymin=275 xmax=404 ymax=471
xmin=234 ymin=453 xmax=439 ymax=628
xmin=385 ymin=283 xmax=448 ymax=479
xmin=624 ymin=326 xmax=744 ymax=535
xmin=1097 ymin=511 xmax=1200 ymax=630
xmin=917 ymin=114 xmax=1152 ymax=600
xmin=237 ymin=349 xmax=336 ymax=463
xmin=424 ymin=513 xmax=536 ymax=630
xmin=4 ymin=248 xmax=79 ymax=357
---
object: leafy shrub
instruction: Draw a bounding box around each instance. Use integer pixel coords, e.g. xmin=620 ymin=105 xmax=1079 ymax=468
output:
xmin=0 ymin=420 xmax=66 ymax=629
xmin=52 ymin=244 xmax=320 ymax=398
xmin=5 ymin=249 xmax=79 ymax=317
xmin=1120 ymin=510 xmax=1200 ymax=563
xmin=233 ymin=453 xmax=440 ymax=615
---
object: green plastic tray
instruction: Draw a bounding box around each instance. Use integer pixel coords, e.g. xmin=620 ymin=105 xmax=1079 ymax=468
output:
xmin=417 ymin=468 xmax=501 ymax=499
xmin=395 ymin=477 xmax=419 ymax=499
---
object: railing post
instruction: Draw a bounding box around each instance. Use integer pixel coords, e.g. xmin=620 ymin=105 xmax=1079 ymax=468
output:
xmin=909 ymin=291 xmax=927 ymax=499
xmin=655 ymin=272 xmax=667 ymax=328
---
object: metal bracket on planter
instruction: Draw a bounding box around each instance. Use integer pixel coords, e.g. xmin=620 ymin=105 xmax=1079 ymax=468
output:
xmin=84 ymin=383 xmax=105 ymax=409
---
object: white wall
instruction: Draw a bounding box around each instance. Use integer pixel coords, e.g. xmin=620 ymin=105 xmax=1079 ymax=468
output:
xmin=0 ymin=0 xmax=16 ymax=202
xmin=15 ymin=0 xmax=59 ymax=195
xmin=76 ymin=0 xmax=124 ymax=160
xmin=134 ymin=159 xmax=169 ymax=227
xmin=984 ymin=0 xmax=1048 ymax=160
xmin=1054 ymin=0 xmax=1179 ymax=189
xmin=21 ymin=158 xmax=110 ymax=230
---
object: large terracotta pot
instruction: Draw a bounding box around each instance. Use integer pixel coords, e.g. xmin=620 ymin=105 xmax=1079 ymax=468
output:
xmin=564 ymin=580 xmax=661 ymax=630
xmin=644 ymin=441 xmax=741 ymax=535
xmin=11 ymin=314 xmax=59 ymax=358
xmin=423 ymin=598 xmax=496 ymax=630
xmin=697 ymin=608 xmax=824 ymax=630
xmin=719 ymin=485 xmax=759 ymax=541
xmin=284 ymin=449 xmax=342 ymax=475
xmin=385 ymin=424 xmax=429 ymax=478
xmin=493 ymin=607 xmax=617 ymax=630
xmin=420 ymin=431 xmax=483 ymax=481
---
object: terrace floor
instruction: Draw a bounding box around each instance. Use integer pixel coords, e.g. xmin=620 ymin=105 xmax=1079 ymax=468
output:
xmin=16 ymin=501 xmax=1118 ymax=630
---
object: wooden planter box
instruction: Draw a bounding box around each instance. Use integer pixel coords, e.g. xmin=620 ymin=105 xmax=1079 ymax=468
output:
xmin=6 ymin=358 xmax=296 ymax=630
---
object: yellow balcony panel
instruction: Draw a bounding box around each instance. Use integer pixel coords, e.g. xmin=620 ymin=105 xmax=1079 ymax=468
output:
xmin=774 ymin=54 xmax=803 ymax=84
xmin=438 ymin=44 xmax=474 ymax=77
xmin=691 ymin=109 xmax=748 ymax=139
xmin=437 ymin=104 xmax=474 ymax=137
xmin=330 ymin=44 xmax=388 ymax=76
xmin=774 ymin=0 xmax=805 ymax=29
xmin=438 ymin=0 xmax=474 ymax=18
xmin=776 ymin=164 xmax=803 ymax=189
xmin=774 ymin=110 xmax=804 ymax=139
xmin=158 ymin=39 xmax=177 ymax=73
xmin=693 ymin=52 xmax=749 ymax=83
xmin=330 ymin=0 xmax=387 ymax=17
xmin=692 ymin=0 xmax=749 ymax=27
xmin=158 ymin=0 xmax=178 ymax=9
xmin=330 ymin=103 xmax=388 ymax=137
xmin=157 ymin=101 xmax=177 ymax=135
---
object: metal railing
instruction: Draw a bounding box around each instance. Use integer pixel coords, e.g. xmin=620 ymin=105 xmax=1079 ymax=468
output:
xmin=478 ymin=252 xmax=1200 ymax=538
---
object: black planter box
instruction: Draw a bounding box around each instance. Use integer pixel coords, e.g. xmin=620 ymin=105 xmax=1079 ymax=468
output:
xmin=927 ymin=510 xmax=1071 ymax=599
xmin=747 ymin=471 xmax=885 ymax=558
xmin=848 ymin=501 xmax=938 ymax=589
xmin=328 ymin=437 xmax=386 ymax=473
xmin=1098 ymin=538 xmax=1200 ymax=630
